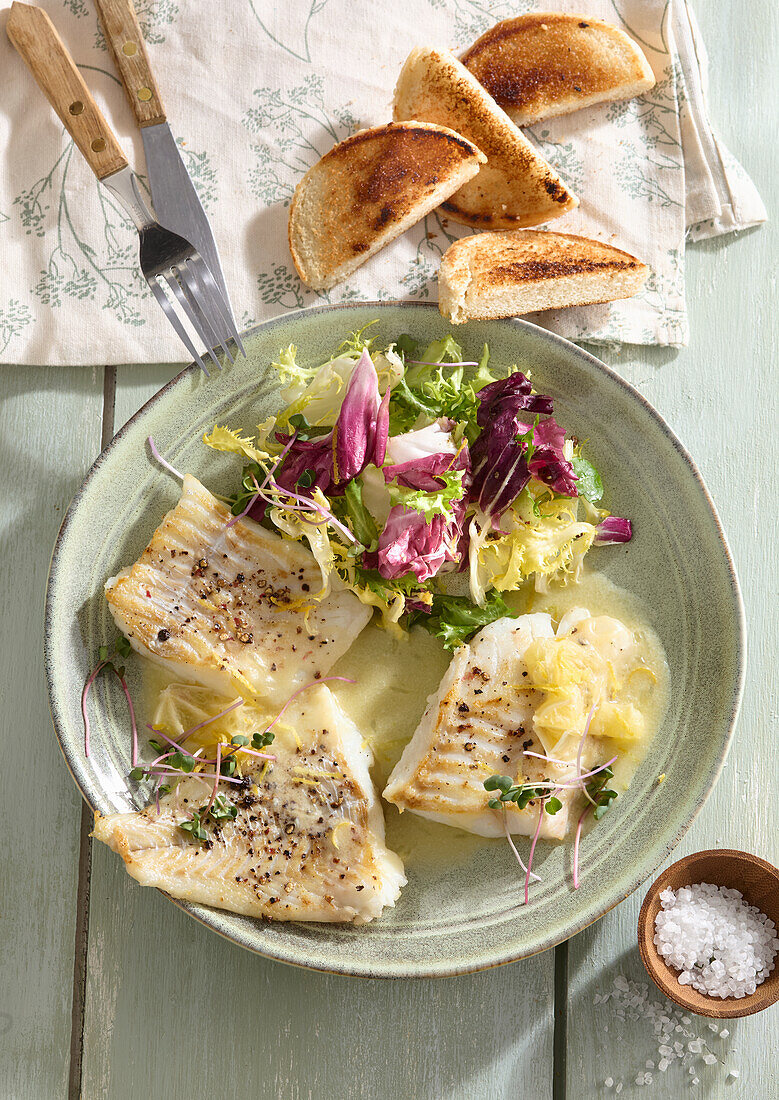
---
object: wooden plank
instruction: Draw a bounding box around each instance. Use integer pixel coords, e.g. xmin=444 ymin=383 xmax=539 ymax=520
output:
xmin=0 ymin=365 xmax=104 ymax=1099
xmin=80 ymin=364 xmax=557 ymax=1100
xmin=565 ymin=3 xmax=778 ymax=1095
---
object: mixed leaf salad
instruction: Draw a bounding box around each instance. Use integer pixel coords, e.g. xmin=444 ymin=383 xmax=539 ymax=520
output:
xmin=204 ymin=325 xmax=631 ymax=649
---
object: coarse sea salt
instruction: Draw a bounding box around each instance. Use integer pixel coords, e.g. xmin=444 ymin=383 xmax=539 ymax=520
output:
xmin=596 ymin=975 xmax=737 ymax=1088
xmin=654 ymin=882 xmax=778 ymax=999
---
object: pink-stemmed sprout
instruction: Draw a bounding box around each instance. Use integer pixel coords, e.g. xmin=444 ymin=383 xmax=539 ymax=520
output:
xmin=225 ymin=433 xmax=298 ymax=529
xmin=81 ymin=657 xmax=138 ymax=762
xmin=144 ymin=769 xmax=242 ymax=786
xmin=114 ymin=669 xmax=138 ymax=768
xmin=405 ymin=360 xmax=479 ymax=368
xmin=232 ymin=745 xmax=276 ymax=762
xmin=522 ymin=750 xmax=576 ymax=767
xmin=576 ymin=705 xmax=596 ymax=791
xmin=81 ymin=658 xmax=110 ymax=757
xmin=525 ymin=794 xmax=554 ymax=905
xmin=502 ymin=807 xmax=541 ymax=884
xmin=147 ymin=436 xmax=184 ymax=481
xmin=263 ymin=478 xmax=358 ymax=545
xmin=178 ymin=698 xmax=244 ymax=744
xmin=263 ymin=676 xmax=356 ymax=737
xmin=203 ymin=743 xmax=222 ymax=818
xmin=145 ymin=725 xmax=191 ymax=755
xmin=573 ymin=804 xmax=591 ymax=890
xmin=492 ymin=759 xmax=618 ymax=799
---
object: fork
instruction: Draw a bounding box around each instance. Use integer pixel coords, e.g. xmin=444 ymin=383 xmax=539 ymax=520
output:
xmin=7 ymin=2 xmax=243 ymax=375
xmin=101 ymin=166 xmax=243 ymax=375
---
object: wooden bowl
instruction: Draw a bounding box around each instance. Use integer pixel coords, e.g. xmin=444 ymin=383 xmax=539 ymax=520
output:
xmin=638 ymin=849 xmax=779 ymax=1018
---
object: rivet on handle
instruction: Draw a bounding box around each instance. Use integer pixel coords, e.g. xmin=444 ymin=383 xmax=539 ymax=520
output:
xmin=69 ymin=100 xmax=84 ymax=115
xmin=91 ymin=138 xmax=106 ymax=152
xmin=121 ymin=41 xmax=137 ymax=56
xmin=137 ymin=87 xmax=152 ymax=102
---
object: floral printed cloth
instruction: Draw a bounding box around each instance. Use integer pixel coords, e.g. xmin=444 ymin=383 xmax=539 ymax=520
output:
xmin=0 ymin=0 xmax=766 ymax=363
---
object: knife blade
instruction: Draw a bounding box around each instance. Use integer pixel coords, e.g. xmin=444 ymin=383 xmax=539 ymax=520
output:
xmin=93 ymin=0 xmax=240 ymax=342
xmin=140 ymin=120 xmax=232 ymax=318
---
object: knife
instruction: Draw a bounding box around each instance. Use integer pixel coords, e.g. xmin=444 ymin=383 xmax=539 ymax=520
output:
xmin=93 ymin=0 xmax=242 ymax=348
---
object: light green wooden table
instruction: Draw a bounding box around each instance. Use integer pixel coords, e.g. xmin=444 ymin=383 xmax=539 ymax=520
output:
xmin=2 ymin=7 xmax=776 ymax=1099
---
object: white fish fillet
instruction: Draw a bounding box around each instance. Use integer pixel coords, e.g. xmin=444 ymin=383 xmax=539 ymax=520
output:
xmin=93 ymin=686 xmax=406 ymax=924
xmin=384 ymin=613 xmax=577 ymax=839
xmin=105 ymin=475 xmax=372 ymax=705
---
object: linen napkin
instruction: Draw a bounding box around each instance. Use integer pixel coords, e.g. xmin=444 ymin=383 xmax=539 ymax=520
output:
xmin=0 ymin=0 xmax=766 ymax=365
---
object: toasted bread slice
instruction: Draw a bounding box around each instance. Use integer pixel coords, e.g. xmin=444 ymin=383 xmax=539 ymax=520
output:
xmin=393 ymin=47 xmax=577 ymax=230
xmin=438 ymin=230 xmax=649 ymax=324
xmin=461 ymin=13 xmax=655 ymax=127
xmin=288 ymin=122 xmax=485 ymax=290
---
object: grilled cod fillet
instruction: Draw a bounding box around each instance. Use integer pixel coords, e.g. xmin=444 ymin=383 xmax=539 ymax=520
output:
xmin=93 ymin=686 xmax=406 ymax=924
xmin=105 ymin=475 xmax=372 ymax=706
xmin=384 ymin=614 xmax=576 ymax=839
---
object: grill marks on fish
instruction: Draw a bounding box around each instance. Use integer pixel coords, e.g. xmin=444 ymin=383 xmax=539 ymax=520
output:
xmin=93 ymin=687 xmax=406 ymax=924
xmin=383 ymin=614 xmax=575 ymax=839
xmin=105 ymin=475 xmax=372 ymax=705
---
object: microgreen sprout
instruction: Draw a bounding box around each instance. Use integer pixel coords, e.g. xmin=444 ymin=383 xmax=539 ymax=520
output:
xmin=209 ymin=793 xmax=238 ymax=821
xmin=251 ymin=729 xmax=275 ymax=750
xmin=484 ymin=774 xmax=563 ymax=815
xmin=82 ymin=636 xmax=135 ymax=760
xmin=179 ymin=793 xmax=239 ymax=842
xmin=179 ymin=809 xmax=208 ymax=842
xmin=585 ymin=765 xmax=618 ymax=819
xmin=129 ymin=747 xmax=197 ymax=783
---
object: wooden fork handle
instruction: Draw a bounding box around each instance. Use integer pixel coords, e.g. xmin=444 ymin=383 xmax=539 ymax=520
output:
xmin=7 ymin=3 xmax=127 ymax=180
xmin=92 ymin=0 xmax=166 ymax=127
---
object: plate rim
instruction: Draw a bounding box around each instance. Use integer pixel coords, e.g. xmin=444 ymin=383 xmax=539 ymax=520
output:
xmin=44 ymin=301 xmax=746 ymax=978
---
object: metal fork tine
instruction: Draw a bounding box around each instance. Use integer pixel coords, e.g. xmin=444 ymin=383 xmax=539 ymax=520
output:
xmin=192 ymin=256 xmax=247 ymax=357
xmin=178 ymin=261 xmax=234 ymax=366
xmin=147 ymin=275 xmax=209 ymax=377
xmin=163 ymin=271 xmax=221 ymax=374
xmin=99 ymin=167 xmax=239 ymax=373
xmin=173 ymin=265 xmax=228 ymax=369
xmin=185 ymin=259 xmax=236 ymax=364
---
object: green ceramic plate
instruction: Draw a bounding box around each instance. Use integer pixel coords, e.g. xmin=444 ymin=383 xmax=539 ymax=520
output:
xmin=45 ymin=303 xmax=744 ymax=978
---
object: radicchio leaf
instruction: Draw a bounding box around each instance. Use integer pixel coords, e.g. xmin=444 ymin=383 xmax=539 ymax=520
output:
xmin=470 ymin=373 xmax=554 ymax=517
xmin=594 ymin=517 xmax=633 ymax=545
xmin=273 ymin=433 xmax=334 ymax=496
xmin=470 ymin=374 xmax=583 ymax=516
xmin=274 ymin=348 xmax=385 ymax=496
xmin=368 ymin=436 xmax=471 ymax=582
xmin=475 ymin=373 xmax=553 ymax=429
xmin=333 ymin=348 xmax=383 ymax=483
xmin=384 ymin=449 xmax=466 ymax=491
xmin=370 ymin=502 xmax=466 ymax=583
xmin=527 ymin=417 xmax=578 ymax=497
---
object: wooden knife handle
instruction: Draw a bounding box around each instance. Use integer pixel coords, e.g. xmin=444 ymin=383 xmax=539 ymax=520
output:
xmin=7 ymin=3 xmax=127 ymax=180
xmin=92 ymin=0 xmax=166 ymax=127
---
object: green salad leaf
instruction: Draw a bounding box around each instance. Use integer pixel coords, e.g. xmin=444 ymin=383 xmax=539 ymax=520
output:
xmin=388 ymin=469 xmax=465 ymax=522
xmin=340 ymin=478 xmax=380 ymax=549
xmin=570 ymin=454 xmax=604 ymax=504
xmin=388 ymin=342 xmax=496 ymax=438
xmin=408 ymin=588 xmax=516 ymax=650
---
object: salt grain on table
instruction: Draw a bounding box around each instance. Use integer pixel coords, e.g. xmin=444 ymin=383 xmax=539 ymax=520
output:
xmin=594 ymin=975 xmax=741 ymax=1089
